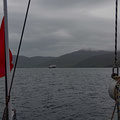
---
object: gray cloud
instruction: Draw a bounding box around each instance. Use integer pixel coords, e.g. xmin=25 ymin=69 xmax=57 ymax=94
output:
xmin=36 ymin=0 xmax=112 ymax=9
xmin=0 ymin=0 xmax=117 ymax=56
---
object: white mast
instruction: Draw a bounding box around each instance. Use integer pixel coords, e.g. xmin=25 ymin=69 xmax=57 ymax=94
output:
xmin=3 ymin=0 xmax=12 ymax=120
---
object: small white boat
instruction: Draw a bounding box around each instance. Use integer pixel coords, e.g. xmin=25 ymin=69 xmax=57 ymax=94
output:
xmin=48 ymin=65 xmax=57 ymax=68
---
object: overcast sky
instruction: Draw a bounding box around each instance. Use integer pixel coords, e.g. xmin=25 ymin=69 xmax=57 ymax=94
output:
xmin=0 ymin=0 xmax=119 ymax=56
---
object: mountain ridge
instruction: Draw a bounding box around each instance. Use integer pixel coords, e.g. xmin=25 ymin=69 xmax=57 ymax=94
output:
xmin=13 ymin=50 xmax=118 ymax=68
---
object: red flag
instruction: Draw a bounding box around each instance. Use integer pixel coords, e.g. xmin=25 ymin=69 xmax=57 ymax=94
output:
xmin=0 ymin=17 xmax=13 ymax=78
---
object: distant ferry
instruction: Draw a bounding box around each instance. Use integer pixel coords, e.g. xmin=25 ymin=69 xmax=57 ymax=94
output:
xmin=48 ymin=65 xmax=57 ymax=68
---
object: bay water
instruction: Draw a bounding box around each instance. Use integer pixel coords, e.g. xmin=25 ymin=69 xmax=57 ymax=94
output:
xmin=0 ymin=68 xmax=116 ymax=120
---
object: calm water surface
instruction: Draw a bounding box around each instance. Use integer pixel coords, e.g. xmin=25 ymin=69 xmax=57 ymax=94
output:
xmin=0 ymin=68 xmax=116 ymax=120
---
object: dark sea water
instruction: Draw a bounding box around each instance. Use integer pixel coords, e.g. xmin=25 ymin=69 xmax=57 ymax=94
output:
xmin=0 ymin=68 xmax=117 ymax=120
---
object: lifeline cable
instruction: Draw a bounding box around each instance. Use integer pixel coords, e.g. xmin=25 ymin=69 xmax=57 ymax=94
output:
xmin=115 ymin=0 xmax=118 ymax=67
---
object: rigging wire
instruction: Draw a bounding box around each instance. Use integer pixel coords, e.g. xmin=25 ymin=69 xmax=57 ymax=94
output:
xmin=8 ymin=0 xmax=31 ymax=101
xmin=111 ymin=0 xmax=120 ymax=119
xmin=111 ymin=102 xmax=117 ymax=120
xmin=2 ymin=0 xmax=32 ymax=119
xmin=112 ymin=0 xmax=119 ymax=76
xmin=115 ymin=0 xmax=118 ymax=66
xmin=115 ymin=0 xmax=120 ymax=119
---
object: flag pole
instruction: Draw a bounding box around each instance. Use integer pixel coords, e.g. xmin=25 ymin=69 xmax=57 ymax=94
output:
xmin=3 ymin=0 xmax=12 ymax=120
